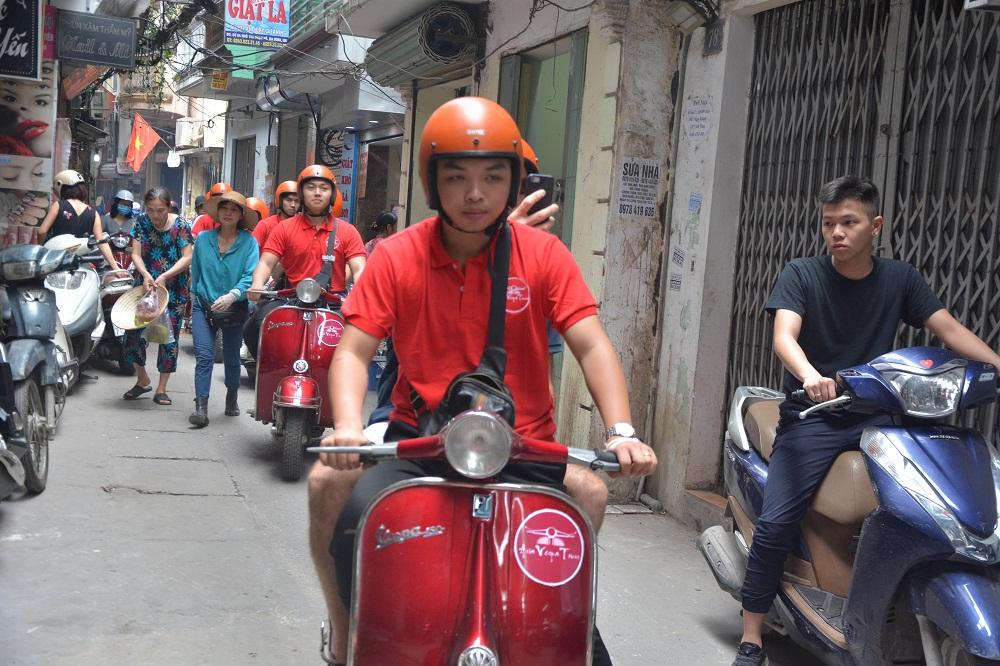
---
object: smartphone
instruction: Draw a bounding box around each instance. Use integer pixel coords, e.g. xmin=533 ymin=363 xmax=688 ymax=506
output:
xmin=525 ymin=174 xmax=555 ymax=217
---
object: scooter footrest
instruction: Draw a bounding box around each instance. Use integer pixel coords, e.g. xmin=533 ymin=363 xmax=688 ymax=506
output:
xmin=792 ymin=583 xmax=845 ymax=633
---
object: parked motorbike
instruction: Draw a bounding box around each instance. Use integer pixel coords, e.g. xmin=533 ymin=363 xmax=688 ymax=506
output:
xmin=42 ymin=234 xmax=105 ymax=385
xmin=248 ymin=278 xmax=343 ymax=481
xmin=698 ymin=346 xmax=1000 ymax=666
xmin=308 ymin=410 xmax=621 ymax=665
xmin=0 ymin=340 xmax=30 ymax=500
xmin=0 ymin=244 xmax=81 ymax=491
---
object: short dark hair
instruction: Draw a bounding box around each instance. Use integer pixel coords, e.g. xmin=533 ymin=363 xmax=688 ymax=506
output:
xmin=817 ymin=176 xmax=880 ymax=219
xmin=371 ymin=210 xmax=397 ymax=233
xmin=61 ymin=183 xmax=88 ymax=201
xmin=144 ymin=186 xmax=172 ymax=208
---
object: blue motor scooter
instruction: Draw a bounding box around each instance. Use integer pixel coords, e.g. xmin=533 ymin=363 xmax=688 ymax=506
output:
xmin=699 ymin=346 xmax=1000 ymax=665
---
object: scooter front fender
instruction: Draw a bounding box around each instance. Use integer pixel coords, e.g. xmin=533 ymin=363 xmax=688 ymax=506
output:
xmin=273 ymin=375 xmax=321 ymax=409
xmin=6 ymin=339 xmax=57 ymax=385
xmin=910 ymin=566 xmax=1000 ymax=659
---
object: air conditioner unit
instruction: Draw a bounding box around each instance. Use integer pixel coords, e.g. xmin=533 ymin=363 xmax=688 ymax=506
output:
xmin=175 ymin=117 xmax=196 ymax=149
xmin=364 ymin=3 xmax=480 ymax=88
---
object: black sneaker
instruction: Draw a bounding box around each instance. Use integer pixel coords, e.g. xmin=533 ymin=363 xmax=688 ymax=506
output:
xmin=732 ymin=642 xmax=768 ymax=666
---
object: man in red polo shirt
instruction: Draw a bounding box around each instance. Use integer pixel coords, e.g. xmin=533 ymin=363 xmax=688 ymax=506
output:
xmin=314 ymin=97 xmax=656 ymax=665
xmin=243 ymin=165 xmax=365 ymax=358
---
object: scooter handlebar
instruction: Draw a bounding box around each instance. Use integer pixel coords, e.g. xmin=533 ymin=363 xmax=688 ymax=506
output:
xmin=306 ymin=443 xmax=398 ymax=464
xmin=567 ymin=447 xmax=622 ymax=473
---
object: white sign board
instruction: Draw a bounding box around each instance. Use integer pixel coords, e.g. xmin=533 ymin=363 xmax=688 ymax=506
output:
xmin=616 ymin=157 xmax=660 ymax=218
xmin=682 ymin=94 xmax=714 ymax=143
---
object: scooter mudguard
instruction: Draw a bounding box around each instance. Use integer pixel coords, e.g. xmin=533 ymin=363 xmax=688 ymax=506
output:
xmin=6 ymin=339 xmax=58 ymax=385
xmin=273 ymin=375 xmax=320 ymax=408
xmin=350 ymin=479 xmax=596 ymax=666
xmin=910 ymin=566 xmax=1000 ymax=659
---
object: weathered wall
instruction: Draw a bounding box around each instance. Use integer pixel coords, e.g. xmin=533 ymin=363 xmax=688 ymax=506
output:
xmin=646 ymin=16 xmax=756 ymax=514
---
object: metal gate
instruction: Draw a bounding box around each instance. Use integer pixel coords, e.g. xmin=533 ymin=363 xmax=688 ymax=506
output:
xmin=728 ymin=0 xmax=1000 ymax=439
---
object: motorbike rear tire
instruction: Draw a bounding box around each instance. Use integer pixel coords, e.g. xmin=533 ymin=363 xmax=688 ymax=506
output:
xmin=16 ymin=377 xmax=48 ymax=494
xmin=940 ymin=634 xmax=1000 ymax=666
xmin=281 ymin=410 xmax=308 ymax=482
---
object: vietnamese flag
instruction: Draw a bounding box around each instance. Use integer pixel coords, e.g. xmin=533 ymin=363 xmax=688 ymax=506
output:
xmin=125 ymin=114 xmax=162 ymax=172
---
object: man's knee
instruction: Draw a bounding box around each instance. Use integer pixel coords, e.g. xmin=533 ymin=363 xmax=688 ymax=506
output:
xmin=308 ymin=462 xmax=362 ymax=524
xmin=565 ymin=466 xmax=608 ymax=506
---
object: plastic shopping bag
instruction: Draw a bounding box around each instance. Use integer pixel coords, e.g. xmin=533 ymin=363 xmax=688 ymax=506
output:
xmin=142 ymin=311 xmax=174 ymax=345
xmin=136 ymin=289 xmax=161 ymax=323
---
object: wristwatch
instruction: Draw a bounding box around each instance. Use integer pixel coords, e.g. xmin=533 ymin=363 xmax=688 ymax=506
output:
xmin=606 ymin=423 xmax=636 ymax=441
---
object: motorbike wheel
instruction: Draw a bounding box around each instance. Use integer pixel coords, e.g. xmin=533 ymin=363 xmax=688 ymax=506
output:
xmin=16 ymin=377 xmax=48 ymax=494
xmin=280 ymin=410 xmax=308 ymax=482
xmin=940 ymin=634 xmax=1000 ymax=666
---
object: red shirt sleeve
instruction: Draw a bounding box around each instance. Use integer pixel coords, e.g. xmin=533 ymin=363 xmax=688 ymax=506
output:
xmin=543 ymin=235 xmax=598 ymax=333
xmin=338 ymin=221 xmax=366 ymax=261
xmin=341 ymin=241 xmax=395 ymax=339
xmin=262 ymin=219 xmax=287 ymax=258
xmin=252 ymin=216 xmax=272 ymax=247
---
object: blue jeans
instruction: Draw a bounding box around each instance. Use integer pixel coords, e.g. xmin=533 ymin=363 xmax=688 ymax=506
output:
xmin=741 ymin=411 xmax=892 ymax=613
xmin=191 ymin=300 xmax=244 ymax=398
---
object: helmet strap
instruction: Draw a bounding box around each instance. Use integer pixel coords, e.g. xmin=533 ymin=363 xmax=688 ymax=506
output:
xmin=440 ymin=208 xmax=508 ymax=237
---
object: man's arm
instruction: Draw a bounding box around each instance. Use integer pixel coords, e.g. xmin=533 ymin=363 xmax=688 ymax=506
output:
xmin=563 ymin=315 xmax=656 ymax=478
xmin=925 ymin=309 xmax=1000 ymax=368
xmin=347 ymin=256 xmax=366 ymax=284
xmin=320 ymin=324 xmax=381 ymax=470
xmin=249 ymin=252 xmax=280 ymax=300
xmin=773 ymin=309 xmax=838 ymax=402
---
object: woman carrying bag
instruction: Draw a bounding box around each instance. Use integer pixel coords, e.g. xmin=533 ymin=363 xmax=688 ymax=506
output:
xmin=188 ymin=191 xmax=259 ymax=427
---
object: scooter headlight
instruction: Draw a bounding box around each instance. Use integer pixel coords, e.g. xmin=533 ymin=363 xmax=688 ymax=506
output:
xmin=296 ymin=278 xmax=322 ymax=304
xmin=862 ymin=429 xmax=1000 ymax=562
xmin=881 ymin=368 xmax=965 ymax=418
xmin=111 ymin=236 xmax=130 ymax=249
xmin=2 ymin=260 xmax=36 ymax=281
xmin=443 ymin=411 xmax=512 ymax=479
xmin=45 ymin=272 xmax=84 ymax=290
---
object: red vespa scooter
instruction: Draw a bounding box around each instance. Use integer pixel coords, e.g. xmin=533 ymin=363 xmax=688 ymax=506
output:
xmin=250 ymin=278 xmax=343 ymax=481
xmin=309 ymin=410 xmax=621 ymax=665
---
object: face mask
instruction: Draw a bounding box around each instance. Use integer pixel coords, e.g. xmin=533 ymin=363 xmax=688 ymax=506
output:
xmin=116 ymin=204 xmax=133 ymax=217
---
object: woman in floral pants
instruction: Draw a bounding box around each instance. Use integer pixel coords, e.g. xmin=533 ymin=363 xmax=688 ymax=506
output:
xmin=122 ymin=187 xmax=193 ymax=405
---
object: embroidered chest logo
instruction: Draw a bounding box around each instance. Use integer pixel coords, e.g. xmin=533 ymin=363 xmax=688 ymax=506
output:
xmin=506 ymin=276 xmax=530 ymax=314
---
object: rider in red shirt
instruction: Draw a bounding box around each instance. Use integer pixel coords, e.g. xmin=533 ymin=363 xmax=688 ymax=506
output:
xmin=314 ymin=97 xmax=657 ymax=665
xmin=243 ymin=165 xmax=366 ymax=358
xmin=191 ymin=182 xmax=232 ymax=236
xmin=252 ymin=180 xmax=299 ymax=248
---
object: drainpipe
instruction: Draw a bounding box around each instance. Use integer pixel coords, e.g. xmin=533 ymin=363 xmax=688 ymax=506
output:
xmin=403 ymin=80 xmax=418 ymax=228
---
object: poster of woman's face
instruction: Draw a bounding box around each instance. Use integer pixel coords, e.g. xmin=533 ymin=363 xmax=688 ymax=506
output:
xmin=0 ymin=59 xmax=56 ymax=160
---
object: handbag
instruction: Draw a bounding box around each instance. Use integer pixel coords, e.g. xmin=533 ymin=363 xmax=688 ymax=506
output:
xmin=412 ymin=222 xmax=516 ymax=435
xmin=200 ymin=295 xmax=249 ymax=330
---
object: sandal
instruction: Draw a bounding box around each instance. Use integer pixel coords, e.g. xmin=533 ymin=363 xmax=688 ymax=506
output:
xmin=152 ymin=392 xmax=172 ymax=406
xmin=320 ymin=621 xmax=345 ymax=666
xmin=123 ymin=384 xmax=152 ymax=400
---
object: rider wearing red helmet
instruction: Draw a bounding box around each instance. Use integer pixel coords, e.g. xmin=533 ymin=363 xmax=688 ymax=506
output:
xmin=252 ymin=180 xmax=300 ymax=248
xmin=310 ymin=97 xmax=655 ymax=664
xmin=191 ymin=182 xmax=234 ymax=237
xmin=243 ymin=165 xmax=365 ymax=358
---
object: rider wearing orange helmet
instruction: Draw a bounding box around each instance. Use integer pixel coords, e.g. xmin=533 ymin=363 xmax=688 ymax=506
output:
xmin=191 ymin=182 xmax=234 ymax=237
xmin=309 ymin=97 xmax=655 ymax=665
xmin=251 ymin=180 xmax=299 ymax=248
xmin=243 ymin=165 xmax=365 ymax=358
xmin=243 ymin=197 xmax=269 ymax=231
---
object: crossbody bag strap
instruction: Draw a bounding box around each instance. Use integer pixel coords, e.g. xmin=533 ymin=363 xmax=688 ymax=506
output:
xmin=478 ymin=222 xmax=511 ymax=379
xmin=314 ymin=218 xmax=339 ymax=289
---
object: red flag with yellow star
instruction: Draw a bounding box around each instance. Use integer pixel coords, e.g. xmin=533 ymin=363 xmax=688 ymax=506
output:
xmin=125 ymin=114 xmax=161 ymax=172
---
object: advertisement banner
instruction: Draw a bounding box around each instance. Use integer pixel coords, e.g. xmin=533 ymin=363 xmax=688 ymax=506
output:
xmin=0 ymin=57 xmax=58 ymax=246
xmin=329 ymin=132 xmax=358 ymax=224
xmin=57 ymin=10 xmax=137 ymax=69
xmin=225 ymin=0 xmax=290 ymax=49
xmin=0 ymin=0 xmax=43 ymax=80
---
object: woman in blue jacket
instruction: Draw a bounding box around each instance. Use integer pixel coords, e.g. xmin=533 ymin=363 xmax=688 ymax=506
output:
xmin=189 ymin=191 xmax=260 ymax=427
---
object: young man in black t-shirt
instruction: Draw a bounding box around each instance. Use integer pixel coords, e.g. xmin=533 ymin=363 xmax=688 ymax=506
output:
xmin=732 ymin=176 xmax=1000 ymax=666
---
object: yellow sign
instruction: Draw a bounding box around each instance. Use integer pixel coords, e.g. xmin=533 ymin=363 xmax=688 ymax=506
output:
xmin=210 ymin=70 xmax=229 ymax=91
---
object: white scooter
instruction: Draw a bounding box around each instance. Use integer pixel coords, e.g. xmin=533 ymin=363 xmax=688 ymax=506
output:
xmin=42 ymin=235 xmax=105 ymax=389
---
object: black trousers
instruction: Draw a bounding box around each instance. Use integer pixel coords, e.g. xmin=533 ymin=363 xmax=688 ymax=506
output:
xmin=741 ymin=411 xmax=892 ymax=613
xmin=241 ymin=299 xmax=283 ymax=359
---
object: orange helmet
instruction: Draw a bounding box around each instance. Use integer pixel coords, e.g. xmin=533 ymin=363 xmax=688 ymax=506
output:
xmin=419 ymin=97 xmax=523 ymax=210
xmin=274 ymin=180 xmax=297 ymax=203
xmin=208 ymin=182 xmax=233 ymax=199
xmin=245 ymin=196 xmax=270 ymax=224
xmin=521 ymin=141 xmax=539 ymax=175
xmin=297 ymin=165 xmax=343 ymax=216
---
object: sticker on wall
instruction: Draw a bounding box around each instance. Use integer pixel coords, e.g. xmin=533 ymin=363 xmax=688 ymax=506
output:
xmin=682 ymin=94 xmax=714 ymax=143
xmin=615 ymin=156 xmax=659 ymax=218
xmin=514 ymin=508 xmax=585 ymax=587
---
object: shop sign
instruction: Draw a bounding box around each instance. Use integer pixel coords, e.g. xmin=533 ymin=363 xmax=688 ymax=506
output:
xmin=225 ymin=0 xmax=289 ymax=49
xmin=615 ymin=156 xmax=660 ymax=218
xmin=57 ymin=10 xmax=136 ymax=70
xmin=0 ymin=0 xmax=43 ymax=81
xmin=211 ymin=70 xmax=229 ymax=90
xmin=326 ymin=131 xmax=358 ymax=223
xmin=356 ymin=143 xmax=368 ymax=200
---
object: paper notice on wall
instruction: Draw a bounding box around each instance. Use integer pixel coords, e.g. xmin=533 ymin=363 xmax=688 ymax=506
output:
xmin=615 ymin=156 xmax=660 ymax=218
xmin=682 ymin=95 xmax=714 ymax=143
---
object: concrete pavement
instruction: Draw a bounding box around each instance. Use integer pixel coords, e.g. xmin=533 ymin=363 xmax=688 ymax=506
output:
xmin=0 ymin=337 xmax=821 ymax=665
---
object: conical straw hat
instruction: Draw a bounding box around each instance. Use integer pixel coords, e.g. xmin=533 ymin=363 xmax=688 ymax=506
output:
xmin=110 ymin=284 xmax=169 ymax=331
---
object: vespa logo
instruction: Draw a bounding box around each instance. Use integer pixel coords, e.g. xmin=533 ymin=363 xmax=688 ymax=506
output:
xmin=513 ymin=509 xmax=585 ymax=587
xmin=266 ymin=320 xmax=294 ymax=332
xmin=375 ymin=524 xmax=446 ymax=550
xmin=506 ymin=276 xmax=530 ymax=314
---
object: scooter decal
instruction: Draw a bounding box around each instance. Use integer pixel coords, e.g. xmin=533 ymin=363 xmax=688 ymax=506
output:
xmin=375 ymin=523 xmax=445 ymax=550
xmin=506 ymin=277 xmax=531 ymax=314
xmin=317 ymin=318 xmax=345 ymax=347
xmin=514 ymin=508 xmax=585 ymax=587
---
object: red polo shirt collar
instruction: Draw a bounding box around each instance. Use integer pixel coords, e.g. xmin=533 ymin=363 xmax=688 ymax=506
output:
xmin=428 ymin=216 xmax=497 ymax=270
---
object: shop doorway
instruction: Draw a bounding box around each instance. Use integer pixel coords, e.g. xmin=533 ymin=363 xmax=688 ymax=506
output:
xmin=231 ymin=136 xmax=255 ymax=195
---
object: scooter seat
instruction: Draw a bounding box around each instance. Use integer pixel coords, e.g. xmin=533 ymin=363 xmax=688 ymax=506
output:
xmin=743 ymin=400 xmax=779 ymax=461
xmin=811 ymin=452 xmax=876 ymax=525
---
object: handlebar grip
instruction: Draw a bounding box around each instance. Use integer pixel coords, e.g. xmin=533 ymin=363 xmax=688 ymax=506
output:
xmin=592 ymin=448 xmax=621 ymax=473
xmin=791 ymin=389 xmax=807 ymax=400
